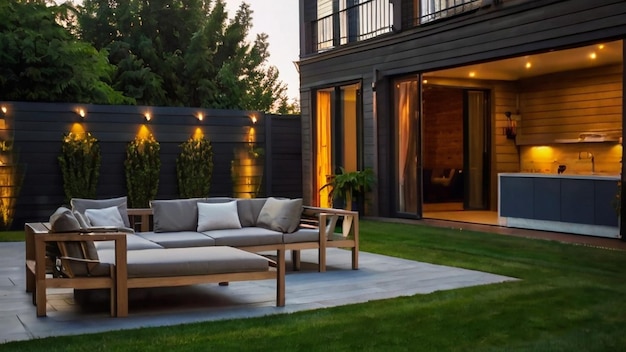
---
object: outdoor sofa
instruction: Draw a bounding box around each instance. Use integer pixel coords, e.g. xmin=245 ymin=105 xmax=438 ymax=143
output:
xmin=25 ymin=196 xmax=359 ymax=317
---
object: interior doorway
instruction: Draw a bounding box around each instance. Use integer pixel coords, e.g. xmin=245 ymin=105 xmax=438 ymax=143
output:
xmin=421 ymin=85 xmax=492 ymax=221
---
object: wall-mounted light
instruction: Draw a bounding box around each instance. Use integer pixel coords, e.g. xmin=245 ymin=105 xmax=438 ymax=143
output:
xmin=144 ymin=112 xmax=152 ymax=122
xmin=1 ymin=106 xmax=7 ymax=114
xmin=250 ymin=115 xmax=258 ymax=124
xmin=77 ymin=108 xmax=86 ymax=118
xmin=196 ymin=112 xmax=204 ymax=121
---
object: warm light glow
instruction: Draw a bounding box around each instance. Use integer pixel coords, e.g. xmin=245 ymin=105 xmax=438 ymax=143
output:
xmin=525 ymin=62 xmax=532 ymax=69
xmin=70 ymin=123 xmax=86 ymax=136
xmin=77 ymin=108 xmax=86 ymax=118
xmin=250 ymin=115 xmax=258 ymax=124
xmin=247 ymin=127 xmax=256 ymax=143
xmin=598 ymin=44 xmax=605 ymax=50
xmin=192 ymin=127 xmax=204 ymax=140
xmin=0 ymin=106 xmax=6 ymax=114
xmin=589 ymin=52 xmax=597 ymax=60
xmin=144 ymin=112 xmax=151 ymax=121
xmin=529 ymin=146 xmax=554 ymax=159
xmin=422 ymin=79 xmax=428 ymax=84
xmin=197 ymin=112 xmax=204 ymax=121
xmin=469 ymin=71 xmax=476 ymax=77
xmin=137 ymin=125 xmax=151 ymax=140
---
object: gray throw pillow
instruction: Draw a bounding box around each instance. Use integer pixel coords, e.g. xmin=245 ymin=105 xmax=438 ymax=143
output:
xmin=256 ymin=197 xmax=303 ymax=233
xmin=151 ymin=198 xmax=203 ymax=232
xmin=74 ymin=211 xmax=92 ymax=229
xmin=49 ymin=207 xmax=82 ymax=232
xmin=236 ymin=198 xmax=268 ymax=227
xmin=71 ymin=196 xmax=130 ymax=227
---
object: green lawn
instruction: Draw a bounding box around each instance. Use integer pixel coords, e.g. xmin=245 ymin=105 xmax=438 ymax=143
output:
xmin=0 ymin=231 xmax=24 ymax=242
xmin=3 ymin=220 xmax=626 ymax=351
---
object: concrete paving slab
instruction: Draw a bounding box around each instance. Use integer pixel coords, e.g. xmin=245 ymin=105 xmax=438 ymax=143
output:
xmin=0 ymin=241 xmax=516 ymax=344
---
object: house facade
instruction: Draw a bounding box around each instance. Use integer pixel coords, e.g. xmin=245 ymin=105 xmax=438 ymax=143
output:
xmin=298 ymin=0 xmax=626 ymax=222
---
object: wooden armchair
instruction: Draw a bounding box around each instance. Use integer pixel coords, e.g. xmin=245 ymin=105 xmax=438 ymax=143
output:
xmin=25 ymin=223 xmax=129 ymax=317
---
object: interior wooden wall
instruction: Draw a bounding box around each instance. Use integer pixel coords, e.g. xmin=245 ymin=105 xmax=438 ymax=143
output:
xmin=422 ymin=86 xmax=463 ymax=170
xmin=518 ymin=64 xmax=623 ymax=143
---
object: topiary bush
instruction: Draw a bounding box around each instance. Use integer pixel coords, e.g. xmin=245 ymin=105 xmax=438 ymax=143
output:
xmin=124 ymin=133 xmax=160 ymax=208
xmin=58 ymin=132 xmax=101 ymax=202
xmin=176 ymin=136 xmax=214 ymax=198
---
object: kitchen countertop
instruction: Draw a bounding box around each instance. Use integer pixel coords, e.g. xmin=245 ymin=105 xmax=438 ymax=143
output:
xmin=498 ymin=172 xmax=620 ymax=181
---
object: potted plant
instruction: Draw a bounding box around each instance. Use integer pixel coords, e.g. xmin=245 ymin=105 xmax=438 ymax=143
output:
xmin=321 ymin=167 xmax=375 ymax=210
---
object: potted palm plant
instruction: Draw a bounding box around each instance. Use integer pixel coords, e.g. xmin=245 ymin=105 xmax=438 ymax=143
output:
xmin=321 ymin=167 xmax=375 ymax=211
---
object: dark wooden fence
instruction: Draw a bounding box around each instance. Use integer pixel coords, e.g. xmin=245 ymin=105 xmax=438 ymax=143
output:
xmin=0 ymin=102 xmax=301 ymax=229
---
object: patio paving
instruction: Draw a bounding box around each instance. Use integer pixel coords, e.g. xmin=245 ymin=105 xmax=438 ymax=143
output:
xmin=0 ymin=241 xmax=515 ymax=344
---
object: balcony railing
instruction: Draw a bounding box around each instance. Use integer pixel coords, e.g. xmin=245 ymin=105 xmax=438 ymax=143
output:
xmin=417 ymin=0 xmax=482 ymax=24
xmin=312 ymin=0 xmax=394 ymax=53
xmin=308 ymin=0 xmax=490 ymax=54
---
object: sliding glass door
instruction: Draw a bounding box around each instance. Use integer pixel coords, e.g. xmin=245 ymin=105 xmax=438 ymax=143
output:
xmin=315 ymin=83 xmax=362 ymax=208
xmin=394 ymin=77 xmax=421 ymax=216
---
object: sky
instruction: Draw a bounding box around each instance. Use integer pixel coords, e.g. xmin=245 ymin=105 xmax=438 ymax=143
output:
xmin=224 ymin=1 xmax=300 ymax=101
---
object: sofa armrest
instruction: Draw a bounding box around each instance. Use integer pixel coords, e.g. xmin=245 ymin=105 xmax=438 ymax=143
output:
xmin=301 ymin=206 xmax=359 ymax=239
xmin=29 ymin=227 xmax=129 ymax=317
xmin=127 ymin=208 xmax=153 ymax=232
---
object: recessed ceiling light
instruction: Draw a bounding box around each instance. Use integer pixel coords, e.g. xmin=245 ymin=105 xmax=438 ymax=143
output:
xmin=598 ymin=44 xmax=605 ymax=50
xmin=525 ymin=62 xmax=532 ymax=69
xmin=469 ymin=71 xmax=476 ymax=77
xmin=590 ymin=52 xmax=597 ymax=60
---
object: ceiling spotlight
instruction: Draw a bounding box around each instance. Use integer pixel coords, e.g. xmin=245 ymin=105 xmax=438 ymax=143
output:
xmin=469 ymin=71 xmax=476 ymax=78
xmin=525 ymin=62 xmax=532 ymax=69
xmin=589 ymin=52 xmax=597 ymax=60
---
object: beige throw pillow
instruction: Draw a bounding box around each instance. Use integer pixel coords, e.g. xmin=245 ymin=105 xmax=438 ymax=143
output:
xmin=256 ymin=197 xmax=302 ymax=233
xmin=197 ymin=201 xmax=242 ymax=232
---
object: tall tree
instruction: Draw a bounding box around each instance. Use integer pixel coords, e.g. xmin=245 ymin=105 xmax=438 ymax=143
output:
xmin=0 ymin=1 xmax=130 ymax=104
xmin=78 ymin=0 xmax=288 ymax=111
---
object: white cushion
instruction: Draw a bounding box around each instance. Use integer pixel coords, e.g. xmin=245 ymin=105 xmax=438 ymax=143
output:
xmin=85 ymin=206 xmax=126 ymax=228
xmin=197 ymin=201 xmax=242 ymax=232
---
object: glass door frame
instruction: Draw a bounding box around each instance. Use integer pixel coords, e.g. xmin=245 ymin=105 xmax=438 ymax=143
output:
xmin=313 ymin=81 xmax=364 ymax=208
xmin=392 ymin=74 xmax=423 ymax=219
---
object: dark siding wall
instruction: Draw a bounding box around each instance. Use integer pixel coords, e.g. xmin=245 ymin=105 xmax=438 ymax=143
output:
xmin=267 ymin=114 xmax=303 ymax=199
xmin=299 ymin=0 xmax=626 ymax=216
xmin=3 ymin=102 xmax=301 ymax=228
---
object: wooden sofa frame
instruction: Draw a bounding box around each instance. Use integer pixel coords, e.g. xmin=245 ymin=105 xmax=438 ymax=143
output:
xmin=25 ymin=223 xmax=282 ymax=317
xmin=126 ymin=205 xmax=360 ymax=272
xmin=24 ymin=204 xmax=358 ymax=317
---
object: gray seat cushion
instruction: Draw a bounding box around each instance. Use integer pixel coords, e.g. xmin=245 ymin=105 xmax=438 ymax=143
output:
xmin=97 ymin=246 xmax=270 ymax=278
xmin=203 ymin=227 xmax=284 ymax=247
xmin=94 ymin=234 xmax=164 ymax=251
xmin=136 ymin=231 xmax=216 ymax=248
xmin=283 ymin=228 xmax=320 ymax=244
